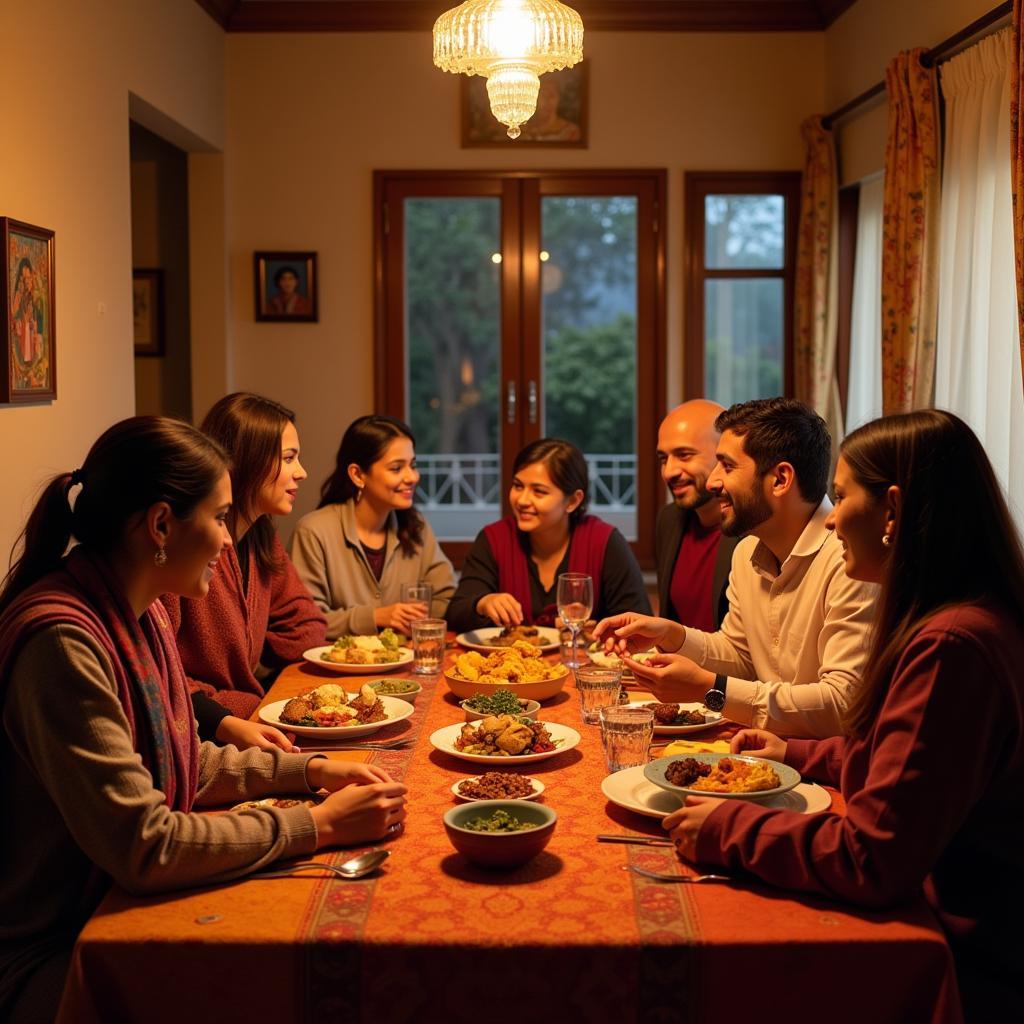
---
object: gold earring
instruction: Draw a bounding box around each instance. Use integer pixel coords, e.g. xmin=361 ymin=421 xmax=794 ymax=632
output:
xmin=881 ymin=534 xmax=892 ymax=547
xmin=154 ymin=547 xmax=168 ymax=566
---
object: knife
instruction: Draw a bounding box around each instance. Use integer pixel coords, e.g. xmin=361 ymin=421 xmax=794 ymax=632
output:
xmin=596 ymin=834 xmax=675 ymax=847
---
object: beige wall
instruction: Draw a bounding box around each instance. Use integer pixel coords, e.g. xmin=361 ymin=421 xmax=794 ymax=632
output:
xmin=825 ymin=0 xmax=1007 ymax=185
xmin=224 ymin=30 xmax=826 ymax=531
xmin=0 ymin=0 xmax=224 ymax=563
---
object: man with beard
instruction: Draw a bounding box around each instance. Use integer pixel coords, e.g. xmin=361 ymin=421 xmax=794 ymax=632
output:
xmin=597 ymin=398 xmax=877 ymax=739
xmin=655 ymin=401 xmax=739 ymax=630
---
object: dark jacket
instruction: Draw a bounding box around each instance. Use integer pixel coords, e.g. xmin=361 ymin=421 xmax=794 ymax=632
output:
xmin=654 ymin=502 xmax=737 ymax=628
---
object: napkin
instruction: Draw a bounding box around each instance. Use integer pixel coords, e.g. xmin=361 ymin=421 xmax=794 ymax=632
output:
xmin=658 ymin=738 xmax=732 ymax=756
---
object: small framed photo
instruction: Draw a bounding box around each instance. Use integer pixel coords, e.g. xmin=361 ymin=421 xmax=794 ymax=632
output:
xmin=254 ymin=251 xmax=318 ymax=322
xmin=2 ymin=217 xmax=56 ymax=403
xmin=461 ymin=63 xmax=588 ymax=148
xmin=132 ymin=269 xmax=164 ymax=357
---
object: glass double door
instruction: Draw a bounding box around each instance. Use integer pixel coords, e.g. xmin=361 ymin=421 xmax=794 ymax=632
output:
xmin=376 ymin=171 xmax=664 ymax=564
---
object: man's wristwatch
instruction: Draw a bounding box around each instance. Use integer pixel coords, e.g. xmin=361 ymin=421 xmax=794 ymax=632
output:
xmin=704 ymin=673 xmax=728 ymax=712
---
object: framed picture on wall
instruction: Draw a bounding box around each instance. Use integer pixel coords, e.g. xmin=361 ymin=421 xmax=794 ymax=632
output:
xmin=254 ymin=251 xmax=318 ymax=322
xmin=1 ymin=217 xmax=56 ymax=403
xmin=132 ymin=269 xmax=164 ymax=357
xmin=461 ymin=63 xmax=588 ymax=147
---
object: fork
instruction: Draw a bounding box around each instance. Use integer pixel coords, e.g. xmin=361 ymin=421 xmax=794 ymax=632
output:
xmin=300 ymin=739 xmax=411 ymax=752
xmin=627 ymin=864 xmax=731 ymax=884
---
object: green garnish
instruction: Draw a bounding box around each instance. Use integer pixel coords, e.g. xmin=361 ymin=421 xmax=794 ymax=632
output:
xmin=464 ymin=689 xmax=525 ymax=716
xmin=463 ymin=810 xmax=539 ymax=833
xmin=378 ymin=628 xmax=400 ymax=651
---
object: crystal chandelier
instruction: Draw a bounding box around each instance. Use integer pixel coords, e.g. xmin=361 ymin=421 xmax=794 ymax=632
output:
xmin=433 ymin=0 xmax=584 ymax=140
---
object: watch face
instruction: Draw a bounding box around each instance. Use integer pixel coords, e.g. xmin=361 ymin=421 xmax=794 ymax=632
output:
xmin=704 ymin=688 xmax=726 ymax=712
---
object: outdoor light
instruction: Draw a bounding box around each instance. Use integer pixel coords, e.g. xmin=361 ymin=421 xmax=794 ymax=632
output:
xmin=433 ymin=0 xmax=584 ymax=140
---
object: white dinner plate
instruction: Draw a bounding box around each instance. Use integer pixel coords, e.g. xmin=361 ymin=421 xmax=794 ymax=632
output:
xmin=645 ymin=753 xmax=800 ymax=801
xmin=450 ymin=776 xmax=545 ymax=802
xmin=601 ymin=764 xmax=832 ymax=819
xmin=302 ymin=645 xmax=413 ymax=674
xmin=429 ymin=721 xmax=581 ymax=765
xmin=624 ymin=701 xmax=723 ymax=735
xmin=456 ymin=626 xmax=561 ymax=653
xmin=258 ymin=694 xmax=414 ymax=738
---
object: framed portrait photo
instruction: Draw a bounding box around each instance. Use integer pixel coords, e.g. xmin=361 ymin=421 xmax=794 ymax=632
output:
xmin=254 ymin=251 xmax=318 ymax=322
xmin=2 ymin=218 xmax=56 ymax=403
xmin=132 ymin=269 xmax=164 ymax=357
xmin=461 ymin=63 xmax=588 ymax=148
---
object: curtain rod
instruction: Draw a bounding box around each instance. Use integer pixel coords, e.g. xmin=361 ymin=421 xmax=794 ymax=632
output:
xmin=822 ymin=1 xmax=1012 ymax=129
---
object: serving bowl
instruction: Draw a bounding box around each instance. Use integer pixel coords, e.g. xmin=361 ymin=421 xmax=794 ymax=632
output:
xmin=442 ymin=799 xmax=557 ymax=868
xmin=367 ymin=678 xmax=422 ymax=703
xmin=460 ymin=697 xmax=541 ymax=722
xmin=442 ymin=666 xmax=569 ymax=703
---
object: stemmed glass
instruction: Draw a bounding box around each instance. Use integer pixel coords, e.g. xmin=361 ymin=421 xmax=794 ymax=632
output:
xmin=556 ymin=572 xmax=593 ymax=671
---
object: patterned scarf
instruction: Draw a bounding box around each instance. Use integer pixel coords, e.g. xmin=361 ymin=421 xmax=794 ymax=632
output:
xmin=0 ymin=548 xmax=199 ymax=811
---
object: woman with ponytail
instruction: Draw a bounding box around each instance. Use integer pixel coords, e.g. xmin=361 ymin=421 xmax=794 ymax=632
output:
xmin=658 ymin=411 xmax=1024 ymax=1020
xmin=289 ymin=415 xmax=455 ymax=638
xmin=0 ymin=417 xmax=406 ymax=1023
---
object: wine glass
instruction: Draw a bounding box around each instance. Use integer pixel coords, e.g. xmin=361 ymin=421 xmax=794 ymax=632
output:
xmin=557 ymin=572 xmax=593 ymax=670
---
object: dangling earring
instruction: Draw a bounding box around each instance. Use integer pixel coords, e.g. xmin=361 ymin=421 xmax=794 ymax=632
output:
xmin=881 ymin=534 xmax=892 ymax=548
xmin=355 ymin=486 xmax=364 ymax=504
xmin=154 ymin=547 xmax=168 ymax=566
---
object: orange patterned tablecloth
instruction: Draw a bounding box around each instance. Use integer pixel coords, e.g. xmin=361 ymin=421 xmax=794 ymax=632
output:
xmin=58 ymin=656 xmax=961 ymax=1024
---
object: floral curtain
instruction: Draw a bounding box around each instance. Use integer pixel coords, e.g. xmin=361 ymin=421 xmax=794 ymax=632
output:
xmin=881 ymin=48 xmax=941 ymax=413
xmin=1013 ymin=0 xmax=1024 ymax=392
xmin=794 ymin=115 xmax=843 ymax=445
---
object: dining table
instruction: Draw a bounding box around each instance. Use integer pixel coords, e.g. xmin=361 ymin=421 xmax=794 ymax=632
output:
xmin=56 ymin=641 xmax=962 ymax=1024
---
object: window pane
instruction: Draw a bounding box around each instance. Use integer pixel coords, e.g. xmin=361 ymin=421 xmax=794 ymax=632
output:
xmin=705 ymin=195 xmax=785 ymax=269
xmin=541 ymin=195 xmax=638 ymax=540
xmin=704 ymin=278 xmax=783 ymax=405
xmin=405 ymin=197 xmax=501 ymax=540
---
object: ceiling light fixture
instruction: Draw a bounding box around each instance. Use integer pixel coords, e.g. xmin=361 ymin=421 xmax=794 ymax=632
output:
xmin=433 ymin=0 xmax=584 ymax=140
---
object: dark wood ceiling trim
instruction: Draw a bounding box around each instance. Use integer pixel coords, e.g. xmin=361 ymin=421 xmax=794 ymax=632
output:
xmin=216 ymin=1 xmax=853 ymax=34
xmin=194 ymin=0 xmax=240 ymax=30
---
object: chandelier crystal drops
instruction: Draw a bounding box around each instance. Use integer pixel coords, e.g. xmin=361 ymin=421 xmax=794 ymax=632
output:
xmin=433 ymin=0 xmax=584 ymax=139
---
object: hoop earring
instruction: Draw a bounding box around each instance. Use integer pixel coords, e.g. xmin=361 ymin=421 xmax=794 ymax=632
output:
xmin=154 ymin=547 xmax=168 ymax=566
xmin=881 ymin=534 xmax=892 ymax=548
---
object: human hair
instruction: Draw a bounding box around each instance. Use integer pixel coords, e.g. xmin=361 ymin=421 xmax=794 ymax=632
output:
xmin=0 ymin=417 xmax=227 ymax=616
xmin=715 ymin=397 xmax=831 ymax=504
xmin=318 ymin=415 xmax=425 ymax=557
xmin=512 ymin=438 xmax=589 ymax=526
xmin=274 ymin=266 xmax=299 ymax=287
xmin=840 ymin=410 xmax=1024 ymax=737
xmin=200 ymin=392 xmax=295 ymax=574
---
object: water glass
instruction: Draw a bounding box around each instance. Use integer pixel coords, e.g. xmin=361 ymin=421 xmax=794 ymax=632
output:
xmin=599 ymin=705 xmax=654 ymax=773
xmin=401 ymin=581 xmax=433 ymax=617
xmin=411 ymin=617 xmax=446 ymax=675
xmin=575 ymin=665 xmax=623 ymax=725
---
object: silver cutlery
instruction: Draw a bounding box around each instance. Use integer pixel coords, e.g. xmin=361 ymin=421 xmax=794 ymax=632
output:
xmin=252 ymin=850 xmax=390 ymax=880
xmin=627 ymin=864 xmax=731 ymax=884
xmin=299 ymin=739 xmax=411 ymax=752
xmin=597 ymin=834 xmax=675 ymax=847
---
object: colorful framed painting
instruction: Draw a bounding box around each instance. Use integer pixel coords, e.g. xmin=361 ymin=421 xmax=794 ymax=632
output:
xmin=461 ymin=63 xmax=588 ymax=148
xmin=132 ymin=269 xmax=164 ymax=356
xmin=254 ymin=251 xmax=318 ymax=322
xmin=2 ymin=218 xmax=56 ymax=403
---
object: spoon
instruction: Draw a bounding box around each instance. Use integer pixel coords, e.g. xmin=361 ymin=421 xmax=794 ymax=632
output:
xmin=252 ymin=849 xmax=390 ymax=880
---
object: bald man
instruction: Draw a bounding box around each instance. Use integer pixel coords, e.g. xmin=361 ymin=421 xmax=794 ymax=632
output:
xmin=655 ymin=400 xmax=739 ymax=630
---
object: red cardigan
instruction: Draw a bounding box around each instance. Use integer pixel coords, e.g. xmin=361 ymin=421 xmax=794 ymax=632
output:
xmin=161 ymin=536 xmax=326 ymax=719
xmin=696 ymin=603 xmax=1024 ymax=1016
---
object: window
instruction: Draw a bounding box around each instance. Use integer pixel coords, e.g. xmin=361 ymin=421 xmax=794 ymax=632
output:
xmin=684 ymin=172 xmax=801 ymax=404
xmin=375 ymin=170 xmax=666 ymax=565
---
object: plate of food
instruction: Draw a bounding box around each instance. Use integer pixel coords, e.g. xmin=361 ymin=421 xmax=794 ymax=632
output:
xmin=429 ymin=718 xmax=581 ymax=765
xmin=625 ymin=701 xmax=722 ymax=735
xmin=304 ymin=629 xmax=413 ymax=674
xmin=258 ymin=683 xmax=414 ymax=737
xmin=456 ymin=625 xmax=560 ymax=653
xmin=451 ymin=772 xmax=545 ymax=802
xmin=444 ymin=644 xmax=569 ymax=702
xmin=644 ymin=753 xmax=800 ymax=801
xmin=601 ymin=765 xmax=830 ymax=819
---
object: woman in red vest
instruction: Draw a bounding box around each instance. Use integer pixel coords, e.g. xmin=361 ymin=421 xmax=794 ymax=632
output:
xmin=448 ymin=438 xmax=649 ymax=631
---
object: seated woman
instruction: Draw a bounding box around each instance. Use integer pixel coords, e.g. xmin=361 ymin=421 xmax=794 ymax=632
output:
xmin=608 ymin=410 xmax=1024 ymax=1020
xmin=0 ymin=417 xmax=406 ymax=1023
xmin=162 ymin=393 xmax=327 ymax=732
xmin=289 ymin=415 xmax=455 ymax=638
xmin=446 ymin=438 xmax=650 ymax=632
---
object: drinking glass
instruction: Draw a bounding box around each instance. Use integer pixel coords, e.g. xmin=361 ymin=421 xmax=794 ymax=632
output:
xmin=557 ymin=572 xmax=593 ymax=671
xmin=575 ymin=664 xmax=623 ymax=725
xmin=400 ymin=581 xmax=433 ymax=621
xmin=599 ymin=705 xmax=654 ymax=773
xmin=411 ymin=617 xmax=446 ymax=675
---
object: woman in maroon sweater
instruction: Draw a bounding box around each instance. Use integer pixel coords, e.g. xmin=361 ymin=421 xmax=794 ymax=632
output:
xmin=662 ymin=410 xmax=1024 ymax=1020
xmin=163 ymin=393 xmax=326 ymax=737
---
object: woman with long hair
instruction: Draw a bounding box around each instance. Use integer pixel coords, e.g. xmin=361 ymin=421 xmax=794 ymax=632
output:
xmin=289 ymin=415 xmax=455 ymax=638
xmin=447 ymin=438 xmax=649 ymax=631
xmin=642 ymin=411 xmax=1023 ymax=1019
xmin=162 ymin=393 xmax=326 ymax=733
xmin=0 ymin=417 xmax=406 ymax=1023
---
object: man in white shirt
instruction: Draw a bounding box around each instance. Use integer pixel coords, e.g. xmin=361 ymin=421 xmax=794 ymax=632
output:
xmin=596 ymin=397 xmax=877 ymax=739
